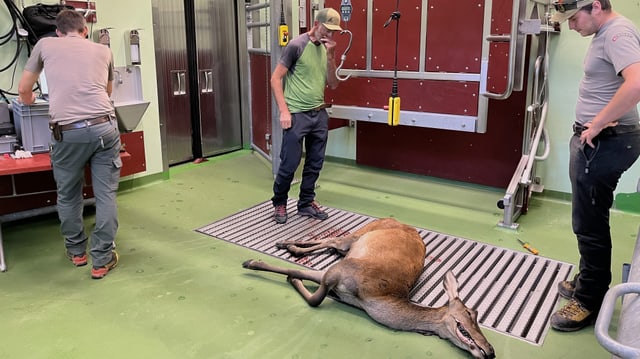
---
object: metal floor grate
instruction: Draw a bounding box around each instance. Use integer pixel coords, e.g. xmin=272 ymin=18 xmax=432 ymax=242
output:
xmin=196 ymin=199 xmax=574 ymax=345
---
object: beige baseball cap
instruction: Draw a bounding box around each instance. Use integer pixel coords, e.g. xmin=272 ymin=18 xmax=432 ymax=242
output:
xmin=316 ymin=8 xmax=343 ymax=31
xmin=550 ymin=0 xmax=595 ymax=23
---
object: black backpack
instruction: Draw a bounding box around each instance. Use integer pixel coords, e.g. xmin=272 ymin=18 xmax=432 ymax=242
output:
xmin=22 ymin=3 xmax=75 ymax=44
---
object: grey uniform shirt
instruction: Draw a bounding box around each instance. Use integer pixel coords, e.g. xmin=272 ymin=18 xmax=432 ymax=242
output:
xmin=577 ymin=16 xmax=640 ymax=126
xmin=24 ymin=34 xmax=114 ymax=125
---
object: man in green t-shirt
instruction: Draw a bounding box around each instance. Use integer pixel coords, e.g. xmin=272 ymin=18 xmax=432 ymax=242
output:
xmin=270 ymin=8 xmax=342 ymax=224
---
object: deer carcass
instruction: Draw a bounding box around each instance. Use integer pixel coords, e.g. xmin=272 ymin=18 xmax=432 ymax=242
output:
xmin=242 ymin=218 xmax=496 ymax=359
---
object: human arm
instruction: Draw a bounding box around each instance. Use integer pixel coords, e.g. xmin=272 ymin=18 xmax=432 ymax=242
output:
xmin=17 ymin=70 xmax=39 ymax=105
xmin=270 ymin=63 xmax=292 ymax=129
xmin=322 ymin=36 xmax=339 ymax=90
xmin=580 ymin=62 xmax=640 ymax=147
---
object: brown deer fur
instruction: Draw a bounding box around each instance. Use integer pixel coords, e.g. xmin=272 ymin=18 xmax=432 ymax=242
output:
xmin=243 ymin=218 xmax=495 ymax=358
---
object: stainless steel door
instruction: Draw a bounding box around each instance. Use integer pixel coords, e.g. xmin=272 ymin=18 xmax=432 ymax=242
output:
xmin=153 ymin=0 xmax=243 ymax=166
xmin=195 ymin=0 xmax=243 ymax=157
xmin=152 ymin=0 xmax=193 ymax=165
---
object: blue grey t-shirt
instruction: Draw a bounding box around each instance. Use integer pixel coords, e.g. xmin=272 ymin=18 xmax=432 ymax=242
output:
xmin=577 ymin=16 xmax=640 ymax=126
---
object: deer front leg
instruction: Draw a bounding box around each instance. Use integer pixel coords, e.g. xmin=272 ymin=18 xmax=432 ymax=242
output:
xmin=276 ymin=235 xmax=359 ymax=257
xmin=242 ymin=259 xmax=325 ymax=283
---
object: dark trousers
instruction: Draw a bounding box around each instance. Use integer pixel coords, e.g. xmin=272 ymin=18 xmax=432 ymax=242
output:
xmin=272 ymin=109 xmax=329 ymax=209
xmin=569 ymin=127 xmax=640 ymax=311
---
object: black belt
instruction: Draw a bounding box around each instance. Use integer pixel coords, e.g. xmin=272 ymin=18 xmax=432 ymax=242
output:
xmin=53 ymin=116 xmax=111 ymax=132
xmin=307 ymin=104 xmax=332 ymax=112
xmin=573 ymin=122 xmax=640 ymax=137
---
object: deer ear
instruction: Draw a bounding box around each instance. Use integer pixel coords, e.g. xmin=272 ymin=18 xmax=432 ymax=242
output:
xmin=443 ymin=270 xmax=460 ymax=300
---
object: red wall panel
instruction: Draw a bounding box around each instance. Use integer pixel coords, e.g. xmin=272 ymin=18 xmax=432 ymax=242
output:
xmin=250 ymin=54 xmax=272 ymax=154
xmin=370 ymin=0 xmax=422 ymax=71
xmin=329 ymin=0 xmax=368 ymax=70
xmin=426 ymin=0 xmax=485 ymax=73
xmin=326 ymin=78 xmax=479 ymax=116
xmin=356 ymin=90 xmax=526 ymax=188
xmin=319 ymin=0 xmax=522 ymax=188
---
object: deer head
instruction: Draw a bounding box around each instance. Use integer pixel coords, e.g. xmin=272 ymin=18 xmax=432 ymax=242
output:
xmin=437 ymin=271 xmax=495 ymax=359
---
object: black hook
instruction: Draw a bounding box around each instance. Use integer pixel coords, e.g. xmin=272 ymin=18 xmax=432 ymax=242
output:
xmin=383 ymin=11 xmax=401 ymax=28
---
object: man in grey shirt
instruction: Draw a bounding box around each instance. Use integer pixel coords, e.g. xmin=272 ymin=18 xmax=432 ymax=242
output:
xmin=549 ymin=0 xmax=640 ymax=331
xmin=18 ymin=10 xmax=120 ymax=279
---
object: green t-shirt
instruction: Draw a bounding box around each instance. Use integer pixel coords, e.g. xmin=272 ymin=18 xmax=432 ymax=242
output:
xmin=279 ymin=33 xmax=327 ymax=113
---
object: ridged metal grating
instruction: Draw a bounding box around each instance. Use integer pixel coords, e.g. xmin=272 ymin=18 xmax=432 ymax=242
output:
xmin=196 ymin=199 xmax=574 ymax=345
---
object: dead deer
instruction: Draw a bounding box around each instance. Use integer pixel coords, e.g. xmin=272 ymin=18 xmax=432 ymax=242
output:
xmin=242 ymin=218 xmax=496 ymax=359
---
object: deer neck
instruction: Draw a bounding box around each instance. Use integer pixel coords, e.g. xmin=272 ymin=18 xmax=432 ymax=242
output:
xmin=363 ymin=297 xmax=448 ymax=335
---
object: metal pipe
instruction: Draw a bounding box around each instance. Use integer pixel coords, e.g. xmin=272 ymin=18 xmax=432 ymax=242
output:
xmin=246 ymin=21 xmax=271 ymax=29
xmin=520 ymin=101 xmax=547 ymax=185
xmin=595 ymin=283 xmax=640 ymax=359
xmin=245 ymin=2 xmax=270 ymax=12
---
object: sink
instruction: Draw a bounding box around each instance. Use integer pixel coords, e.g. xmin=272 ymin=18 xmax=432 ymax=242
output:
xmin=114 ymin=100 xmax=149 ymax=132
xmin=110 ymin=66 xmax=149 ymax=132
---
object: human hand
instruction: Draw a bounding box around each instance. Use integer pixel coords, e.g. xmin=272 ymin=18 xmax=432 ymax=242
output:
xmin=320 ymin=35 xmax=337 ymax=53
xmin=17 ymin=92 xmax=36 ymax=105
xmin=279 ymin=111 xmax=292 ymax=129
xmin=580 ymin=121 xmax=617 ymax=148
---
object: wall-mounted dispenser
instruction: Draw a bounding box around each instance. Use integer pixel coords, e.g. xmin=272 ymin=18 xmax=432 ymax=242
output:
xmin=96 ymin=27 xmax=112 ymax=47
xmin=126 ymin=29 xmax=141 ymax=65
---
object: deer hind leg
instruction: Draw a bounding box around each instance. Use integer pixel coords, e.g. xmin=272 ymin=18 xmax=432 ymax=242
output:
xmin=242 ymin=259 xmax=331 ymax=307
xmin=276 ymin=235 xmax=359 ymax=257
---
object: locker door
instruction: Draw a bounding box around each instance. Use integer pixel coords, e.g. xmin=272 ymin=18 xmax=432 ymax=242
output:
xmin=153 ymin=0 xmax=243 ymax=166
xmin=152 ymin=0 xmax=194 ymax=165
xmin=195 ymin=0 xmax=243 ymax=157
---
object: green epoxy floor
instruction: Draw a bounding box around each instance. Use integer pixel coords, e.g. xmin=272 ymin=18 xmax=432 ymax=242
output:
xmin=1 ymin=150 xmax=638 ymax=359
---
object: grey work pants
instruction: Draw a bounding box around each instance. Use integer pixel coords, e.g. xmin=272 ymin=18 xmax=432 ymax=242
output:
xmin=50 ymin=118 xmax=122 ymax=267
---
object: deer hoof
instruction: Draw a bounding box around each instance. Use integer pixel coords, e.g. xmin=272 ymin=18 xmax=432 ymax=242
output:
xmin=242 ymin=259 xmax=259 ymax=269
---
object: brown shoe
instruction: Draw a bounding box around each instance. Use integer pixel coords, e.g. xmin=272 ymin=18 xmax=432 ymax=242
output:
xmin=274 ymin=204 xmax=287 ymax=224
xmin=550 ymin=298 xmax=594 ymax=332
xmin=91 ymin=251 xmax=119 ymax=279
xmin=66 ymin=251 xmax=88 ymax=267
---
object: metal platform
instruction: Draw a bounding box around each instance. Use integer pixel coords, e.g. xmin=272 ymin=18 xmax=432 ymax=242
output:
xmin=196 ymin=199 xmax=574 ymax=345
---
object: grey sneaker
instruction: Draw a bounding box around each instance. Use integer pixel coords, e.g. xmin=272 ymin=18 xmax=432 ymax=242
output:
xmin=274 ymin=204 xmax=287 ymax=224
xmin=550 ymin=298 xmax=594 ymax=332
xmin=297 ymin=201 xmax=328 ymax=220
xmin=558 ymin=273 xmax=578 ymax=299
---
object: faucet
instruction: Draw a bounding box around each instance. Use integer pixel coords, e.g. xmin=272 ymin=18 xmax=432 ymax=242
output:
xmin=113 ymin=70 xmax=123 ymax=84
